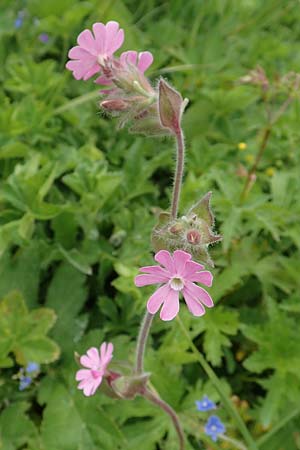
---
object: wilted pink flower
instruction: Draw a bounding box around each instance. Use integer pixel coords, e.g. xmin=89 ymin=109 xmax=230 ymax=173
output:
xmin=135 ymin=250 xmax=214 ymax=321
xmin=95 ymin=50 xmax=153 ymax=86
xmin=66 ymin=21 xmax=124 ymax=80
xmin=76 ymin=342 xmax=113 ymax=396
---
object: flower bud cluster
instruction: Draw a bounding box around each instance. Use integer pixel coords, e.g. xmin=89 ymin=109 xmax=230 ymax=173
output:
xmin=66 ymin=21 xmax=186 ymax=136
xmin=152 ymin=192 xmax=221 ymax=266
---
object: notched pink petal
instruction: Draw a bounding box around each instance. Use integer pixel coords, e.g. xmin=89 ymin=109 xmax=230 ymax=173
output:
xmin=65 ymin=61 xmax=89 ymax=80
xmin=138 ymin=51 xmax=153 ymax=72
xmin=83 ymin=379 xmax=97 ymax=396
xmin=110 ymin=29 xmax=124 ymax=54
xmin=147 ymin=284 xmax=170 ymax=314
xmin=99 ymin=341 xmax=114 ymax=367
xmin=92 ymin=22 xmax=106 ymax=53
xmin=95 ymin=75 xmax=112 ymax=85
xmin=78 ymin=379 xmax=89 ymax=389
xmin=86 ymin=347 xmax=100 ymax=364
xmin=173 ymin=250 xmax=192 ymax=275
xmin=139 ymin=265 xmax=170 ymax=276
xmin=80 ymin=355 xmax=93 ymax=368
xmin=83 ymin=64 xmax=101 ymax=80
xmin=75 ymin=369 xmax=91 ymax=381
xmin=189 ymin=271 xmax=213 ymax=287
xmin=105 ymin=21 xmax=124 ymax=54
xmin=77 ymin=29 xmax=97 ymax=55
xmin=185 ymin=282 xmax=214 ymax=308
xmin=154 ymin=250 xmax=174 ymax=272
xmin=135 ymin=273 xmax=168 ymax=287
xmin=159 ymin=288 xmax=180 ymax=321
xmin=68 ymin=46 xmax=92 ymax=60
xmin=183 ymin=260 xmax=205 ymax=276
xmin=90 ymin=376 xmax=102 ymax=394
xmin=182 ymin=289 xmax=206 ymax=316
xmin=120 ymin=50 xmax=138 ymax=66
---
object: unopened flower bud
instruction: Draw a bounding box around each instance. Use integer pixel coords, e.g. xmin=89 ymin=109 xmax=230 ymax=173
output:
xmin=236 ymin=164 xmax=248 ymax=178
xmin=111 ymin=372 xmax=150 ymax=399
xmin=169 ymin=223 xmax=184 ymax=234
xmin=101 ymin=99 xmax=128 ymax=111
xmin=158 ymin=78 xmax=187 ymax=134
xmin=186 ymin=229 xmax=201 ymax=244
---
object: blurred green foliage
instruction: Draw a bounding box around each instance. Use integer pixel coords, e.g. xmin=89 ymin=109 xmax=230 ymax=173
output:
xmin=0 ymin=0 xmax=300 ymax=449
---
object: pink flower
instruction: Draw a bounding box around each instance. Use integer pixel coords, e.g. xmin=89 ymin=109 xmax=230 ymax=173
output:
xmin=95 ymin=50 xmax=153 ymax=85
xmin=75 ymin=342 xmax=113 ymax=396
xmin=66 ymin=21 xmax=124 ymax=80
xmin=135 ymin=250 xmax=214 ymax=321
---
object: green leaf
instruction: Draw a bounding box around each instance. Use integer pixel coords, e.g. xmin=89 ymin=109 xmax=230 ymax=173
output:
xmin=191 ymin=307 xmax=239 ymax=366
xmin=21 ymin=337 xmax=60 ymax=364
xmin=46 ymin=263 xmax=88 ymax=355
xmin=0 ymin=402 xmax=39 ymax=450
xmin=0 ymin=243 xmax=41 ymax=308
xmin=39 ymin=377 xmax=122 ymax=450
xmin=0 ymin=290 xmax=59 ymax=366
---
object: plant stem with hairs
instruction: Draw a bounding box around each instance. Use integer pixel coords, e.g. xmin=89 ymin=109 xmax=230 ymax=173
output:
xmin=134 ymin=124 xmax=186 ymax=449
xmin=143 ymin=388 xmax=185 ymax=450
xmin=135 ymin=311 xmax=154 ymax=374
xmin=240 ymin=125 xmax=271 ymax=202
xmin=171 ymin=129 xmax=185 ymax=219
xmin=240 ymin=88 xmax=296 ymax=202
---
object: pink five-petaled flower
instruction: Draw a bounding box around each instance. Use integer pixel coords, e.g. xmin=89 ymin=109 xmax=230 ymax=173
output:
xmin=66 ymin=21 xmax=124 ymax=80
xmin=76 ymin=342 xmax=113 ymax=396
xmin=95 ymin=50 xmax=153 ymax=85
xmin=135 ymin=250 xmax=214 ymax=321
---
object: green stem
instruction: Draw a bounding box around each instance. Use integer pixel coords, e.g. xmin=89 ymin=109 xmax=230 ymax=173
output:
xmin=256 ymin=406 xmax=300 ymax=447
xmin=171 ymin=128 xmax=185 ymax=219
xmin=220 ymin=434 xmax=247 ymax=450
xmin=240 ymin=126 xmax=271 ymax=202
xmin=135 ymin=311 xmax=154 ymax=374
xmin=53 ymin=91 xmax=100 ymax=115
xmin=143 ymin=388 xmax=185 ymax=450
xmin=177 ymin=316 xmax=258 ymax=450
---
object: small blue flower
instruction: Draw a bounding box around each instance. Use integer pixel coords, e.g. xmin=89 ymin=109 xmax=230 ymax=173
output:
xmin=204 ymin=415 xmax=225 ymax=442
xmin=14 ymin=17 xmax=23 ymax=29
xmin=38 ymin=33 xmax=49 ymax=43
xmin=14 ymin=10 xmax=26 ymax=29
xmin=196 ymin=395 xmax=216 ymax=412
xmin=19 ymin=376 xmax=32 ymax=391
xmin=26 ymin=362 xmax=40 ymax=373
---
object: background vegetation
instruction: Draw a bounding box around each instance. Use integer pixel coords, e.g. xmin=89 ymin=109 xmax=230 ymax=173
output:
xmin=0 ymin=0 xmax=300 ymax=449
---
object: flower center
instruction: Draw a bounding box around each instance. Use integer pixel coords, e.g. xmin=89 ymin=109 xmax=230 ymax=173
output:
xmin=97 ymin=54 xmax=108 ymax=66
xmin=170 ymin=276 xmax=184 ymax=291
xmin=91 ymin=369 xmax=102 ymax=379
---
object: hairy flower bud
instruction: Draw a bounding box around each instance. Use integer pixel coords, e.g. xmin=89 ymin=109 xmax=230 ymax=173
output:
xmin=101 ymin=99 xmax=128 ymax=111
xmin=186 ymin=229 xmax=201 ymax=244
xmin=152 ymin=192 xmax=221 ymax=266
xmin=111 ymin=373 xmax=150 ymax=399
xmin=158 ymin=78 xmax=188 ymax=134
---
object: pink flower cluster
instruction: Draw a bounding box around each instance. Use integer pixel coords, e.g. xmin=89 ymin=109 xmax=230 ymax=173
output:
xmin=135 ymin=250 xmax=214 ymax=321
xmin=76 ymin=342 xmax=113 ymax=396
xmin=66 ymin=21 xmax=153 ymax=84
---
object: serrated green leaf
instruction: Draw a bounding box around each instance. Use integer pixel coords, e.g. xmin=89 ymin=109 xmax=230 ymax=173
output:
xmin=0 ymin=290 xmax=59 ymax=366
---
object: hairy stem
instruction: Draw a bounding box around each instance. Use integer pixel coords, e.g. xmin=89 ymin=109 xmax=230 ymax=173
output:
xmin=171 ymin=128 xmax=185 ymax=219
xmin=135 ymin=311 xmax=154 ymax=373
xmin=177 ymin=316 xmax=258 ymax=450
xmin=256 ymin=406 xmax=300 ymax=447
xmin=240 ymin=126 xmax=271 ymax=202
xmin=143 ymin=388 xmax=185 ymax=450
xmin=220 ymin=434 xmax=248 ymax=450
xmin=240 ymin=92 xmax=295 ymax=202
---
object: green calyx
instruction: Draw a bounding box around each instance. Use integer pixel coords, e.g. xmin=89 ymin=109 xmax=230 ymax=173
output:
xmin=152 ymin=192 xmax=222 ymax=266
